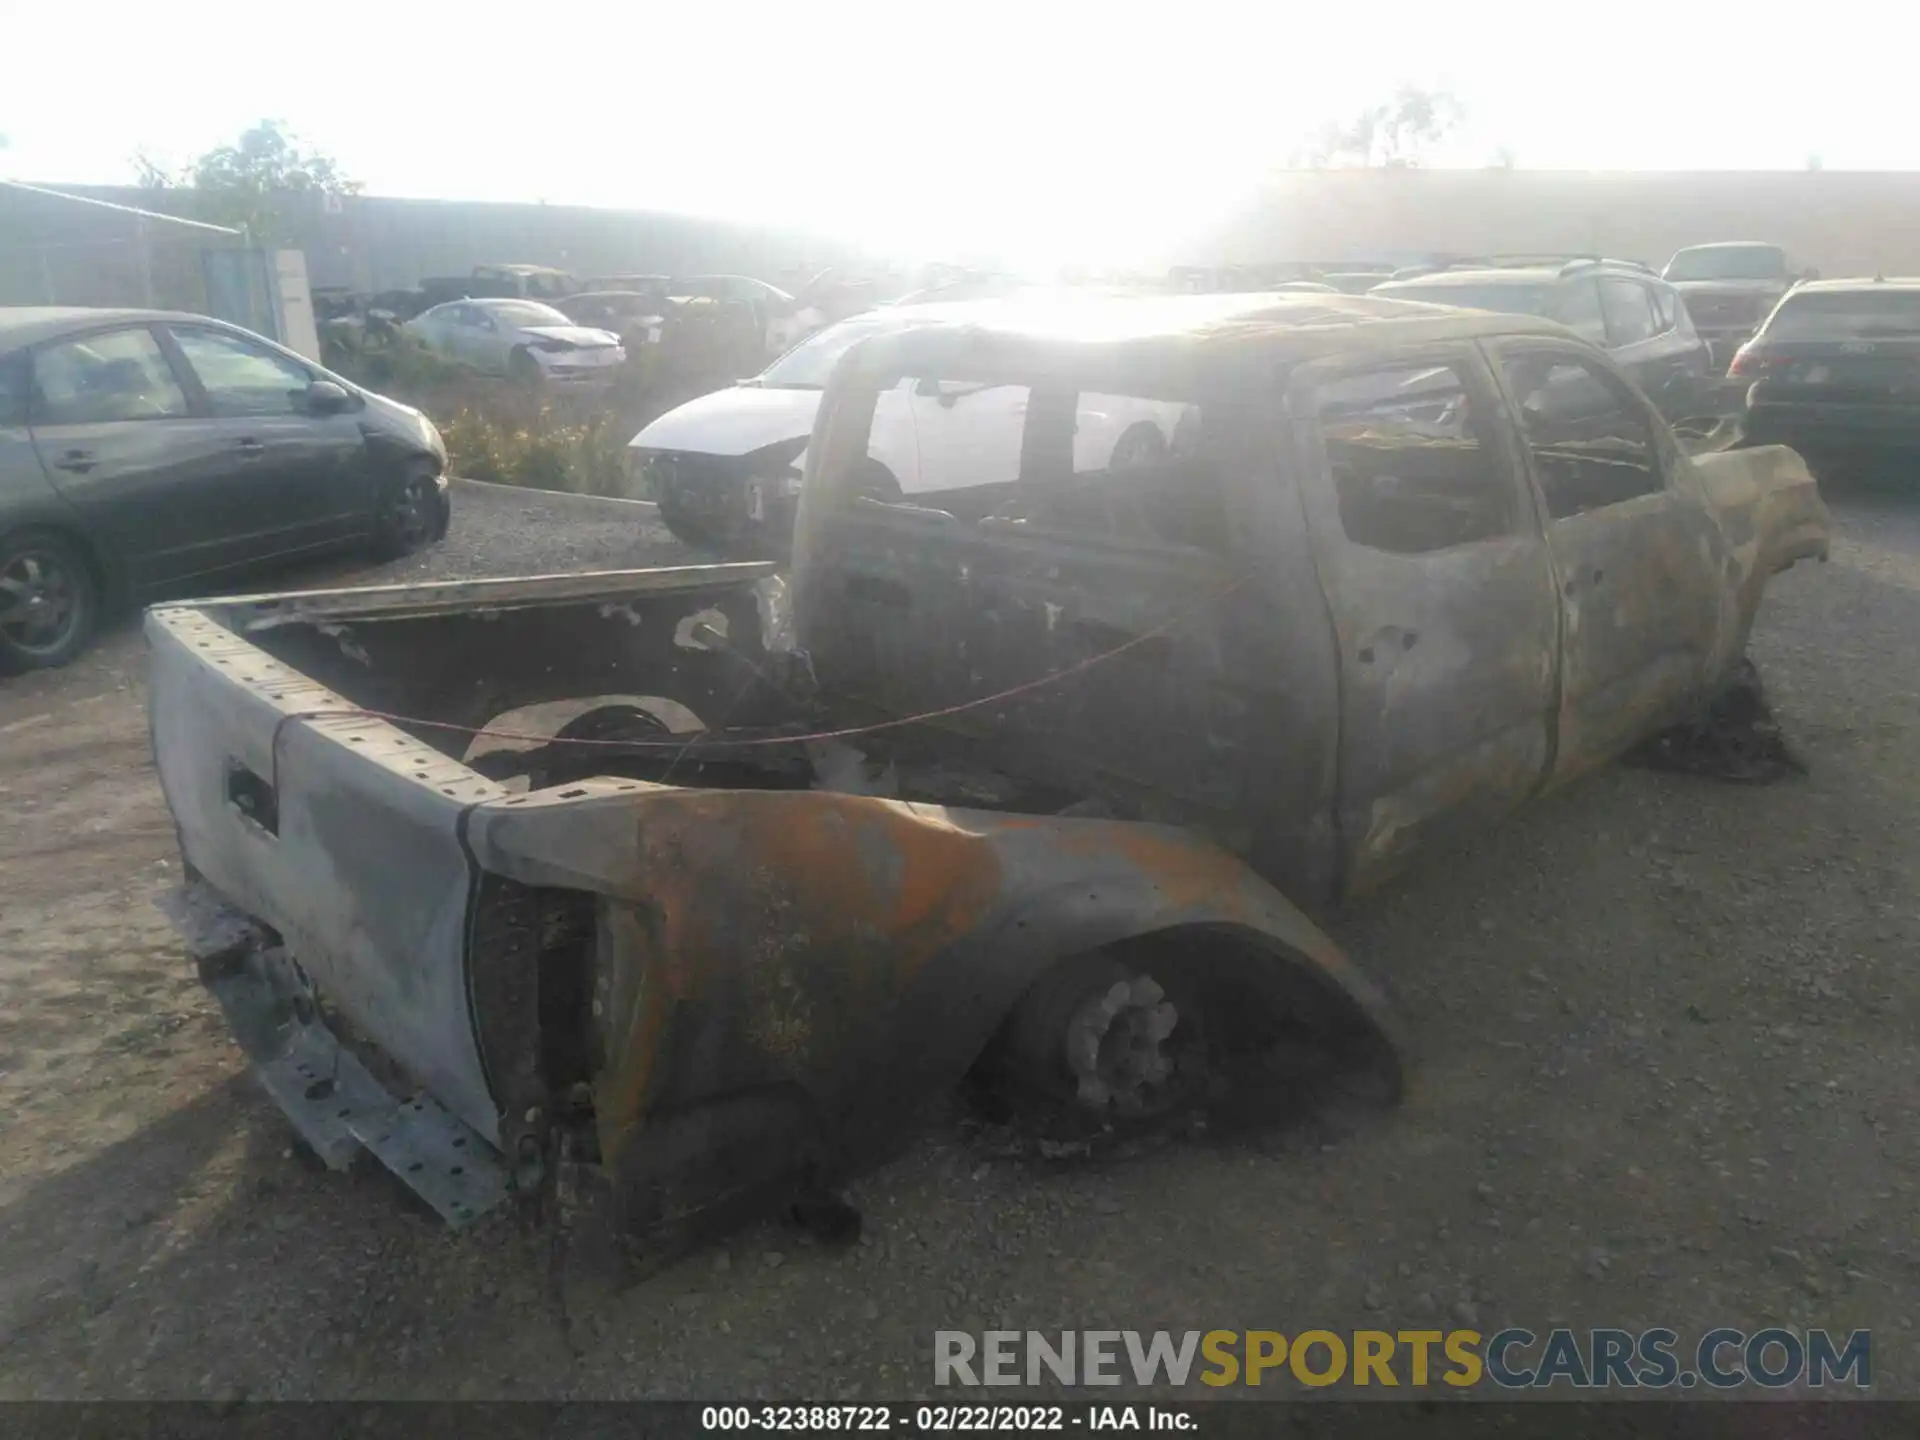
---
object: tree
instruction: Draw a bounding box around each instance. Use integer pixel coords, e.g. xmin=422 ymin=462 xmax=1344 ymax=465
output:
xmin=1294 ymin=85 xmax=1466 ymax=168
xmin=134 ymin=120 xmax=359 ymax=243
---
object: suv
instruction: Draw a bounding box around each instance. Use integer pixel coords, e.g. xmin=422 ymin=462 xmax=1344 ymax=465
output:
xmin=1737 ymin=277 xmax=1920 ymax=465
xmin=1662 ymin=243 xmax=1816 ymax=370
xmin=1372 ymin=258 xmax=1716 ymax=426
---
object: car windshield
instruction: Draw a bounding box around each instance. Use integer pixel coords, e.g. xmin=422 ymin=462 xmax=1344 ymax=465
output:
xmin=1664 ymin=247 xmax=1788 ymax=282
xmin=1377 ymin=282 xmax=1551 ymax=316
xmin=485 ymin=302 xmax=573 ymax=328
xmin=756 ymin=314 xmax=926 ymax=389
xmin=1763 ymin=291 xmax=1920 ymax=339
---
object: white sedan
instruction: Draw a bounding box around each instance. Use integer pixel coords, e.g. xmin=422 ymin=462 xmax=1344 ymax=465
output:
xmin=404 ymin=298 xmax=625 ymax=384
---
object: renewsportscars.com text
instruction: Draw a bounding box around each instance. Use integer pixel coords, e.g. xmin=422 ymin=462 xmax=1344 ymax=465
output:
xmin=933 ymin=1328 xmax=1871 ymax=1390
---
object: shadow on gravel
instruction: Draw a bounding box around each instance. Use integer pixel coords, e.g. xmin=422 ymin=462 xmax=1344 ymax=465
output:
xmin=0 ymin=1073 xmax=566 ymax=1400
xmin=0 ymin=1079 xmax=256 ymax=1358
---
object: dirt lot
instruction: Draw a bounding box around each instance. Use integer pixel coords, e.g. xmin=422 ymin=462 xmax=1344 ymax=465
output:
xmin=2 ymin=477 xmax=1917 ymax=1402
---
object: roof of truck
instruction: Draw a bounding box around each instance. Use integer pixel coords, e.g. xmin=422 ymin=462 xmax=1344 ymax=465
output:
xmin=1788 ymin=277 xmax=1920 ymax=294
xmin=1375 ymin=269 xmax=1554 ymax=290
xmin=854 ymin=289 xmax=1568 ymax=375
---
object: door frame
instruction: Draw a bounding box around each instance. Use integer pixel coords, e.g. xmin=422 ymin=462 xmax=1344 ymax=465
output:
xmin=155 ymin=319 xmax=372 ymax=552
xmin=1285 ymin=338 xmax=1563 ymax=895
xmin=22 ymin=320 xmax=238 ymax=589
xmin=1479 ymin=334 xmax=1729 ymax=779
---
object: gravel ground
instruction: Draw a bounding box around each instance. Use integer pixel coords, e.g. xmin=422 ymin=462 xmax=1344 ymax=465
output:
xmin=1 ymin=476 xmax=1917 ymax=1402
xmin=335 ymin=478 xmax=693 ymax=586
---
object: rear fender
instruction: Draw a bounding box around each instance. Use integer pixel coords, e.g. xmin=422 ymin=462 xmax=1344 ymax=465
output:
xmin=463 ymin=784 xmax=1401 ymax=1242
xmin=1689 ymin=442 xmax=1831 ymax=661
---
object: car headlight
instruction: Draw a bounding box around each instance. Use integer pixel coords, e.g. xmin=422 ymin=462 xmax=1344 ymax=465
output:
xmin=744 ymin=438 xmax=810 ymax=490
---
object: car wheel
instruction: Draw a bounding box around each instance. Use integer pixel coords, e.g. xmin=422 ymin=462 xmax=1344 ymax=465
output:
xmin=509 ymin=347 xmax=544 ymax=387
xmin=978 ymin=951 xmax=1210 ymax=1136
xmin=371 ymin=462 xmax=444 ymax=560
xmin=0 ymin=530 xmax=99 ymax=674
xmin=1111 ymin=423 xmax=1168 ymax=470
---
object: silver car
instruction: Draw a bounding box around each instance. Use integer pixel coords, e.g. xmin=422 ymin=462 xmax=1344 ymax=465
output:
xmin=404 ymin=298 xmax=625 ymax=384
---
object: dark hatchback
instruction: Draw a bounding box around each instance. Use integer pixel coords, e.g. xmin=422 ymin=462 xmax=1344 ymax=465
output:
xmin=1736 ymin=280 xmax=1920 ymax=464
xmin=1372 ymin=259 xmax=1719 ymax=426
xmin=0 ymin=307 xmax=451 ymax=672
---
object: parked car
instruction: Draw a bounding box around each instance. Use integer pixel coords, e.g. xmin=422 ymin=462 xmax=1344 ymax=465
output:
xmin=469 ymin=263 xmax=582 ymax=300
xmin=1315 ymin=271 xmax=1393 ymax=294
xmin=630 ymin=294 xmax=1205 ymax=555
xmin=551 ymin=289 xmax=672 ymax=349
xmin=0 ymin=307 xmax=450 ymax=672
xmin=583 ymin=273 xmax=672 ymax=294
xmin=404 ymin=298 xmax=625 ymax=385
xmin=415 ymin=274 xmax=519 ymax=308
xmin=145 ymin=291 xmax=1827 ymax=1247
xmin=1662 ymin=242 xmax=1817 ymax=371
xmin=668 ymin=274 xmax=818 ymax=354
xmin=1372 ymin=258 xmax=1717 ymax=425
xmin=888 ymin=272 xmax=1032 ymax=305
xmin=1737 ymin=277 xmax=1920 ymax=465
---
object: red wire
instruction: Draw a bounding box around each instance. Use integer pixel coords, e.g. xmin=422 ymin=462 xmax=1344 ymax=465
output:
xmin=288 ymin=573 xmax=1246 ymax=753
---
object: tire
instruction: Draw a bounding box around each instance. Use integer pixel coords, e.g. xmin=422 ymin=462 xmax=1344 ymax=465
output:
xmin=1110 ymin=422 xmax=1168 ymax=470
xmin=0 ymin=529 xmax=100 ymax=674
xmin=370 ymin=461 xmax=444 ymax=561
xmin=508 ymin=347 xmax=544 ymax=387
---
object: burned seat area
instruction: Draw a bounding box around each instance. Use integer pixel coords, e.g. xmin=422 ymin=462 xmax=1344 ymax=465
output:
xmin=790 ymin=327 xmax=1305 ymax=840
xmin=858 ymin=378 xmax=1227 ymax=553
xmin=1317 ymin=361 xmax=1517 ymax=556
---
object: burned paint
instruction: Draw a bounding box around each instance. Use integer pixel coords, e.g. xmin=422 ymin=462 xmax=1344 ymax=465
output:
xmin=459 ymin=783 xmax=1400 ymax=1242
xmin=145 ymin=298 xmax=1829 ymax=1246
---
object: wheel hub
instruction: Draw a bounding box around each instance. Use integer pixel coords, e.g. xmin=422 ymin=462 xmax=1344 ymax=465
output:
xmin=1063 ymin=973 xmax=1181 ymax=1116
xmin=389 ymin=480 xmax=433 ymax=544
xmin=0 ymin=553 xmax=76 ymax=650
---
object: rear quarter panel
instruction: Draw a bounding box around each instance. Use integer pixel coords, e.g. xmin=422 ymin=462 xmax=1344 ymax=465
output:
xmin=0 ymin=413 xmax=125 ymax=603
xmin=1688 ymin=442 xmax=1831 ymax=662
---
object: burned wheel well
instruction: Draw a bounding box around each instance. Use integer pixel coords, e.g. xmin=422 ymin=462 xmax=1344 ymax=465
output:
xmin=973 ymin=921 xmax=1402 ymax=1129
xmin=1104 ymin=924 xmax=1390 ymax=1058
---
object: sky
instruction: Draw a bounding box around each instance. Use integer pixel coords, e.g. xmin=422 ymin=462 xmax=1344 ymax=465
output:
xmin=4 ymin=0 xmax=1914 ymax=270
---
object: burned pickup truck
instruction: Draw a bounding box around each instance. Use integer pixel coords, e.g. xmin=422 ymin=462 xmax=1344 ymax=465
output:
xmin=149 ymin=292 xmax=1829 ymax=1252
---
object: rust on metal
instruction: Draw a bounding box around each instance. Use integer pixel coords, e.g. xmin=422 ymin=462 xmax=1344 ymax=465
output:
xmin=462 ymin=783 xmax=1401 ymax=1243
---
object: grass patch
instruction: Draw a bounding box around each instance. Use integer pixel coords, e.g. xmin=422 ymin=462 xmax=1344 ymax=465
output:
xmin=333 ymin=338 xmax=740 ymax=498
